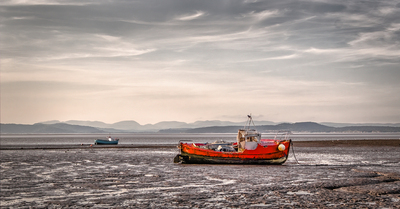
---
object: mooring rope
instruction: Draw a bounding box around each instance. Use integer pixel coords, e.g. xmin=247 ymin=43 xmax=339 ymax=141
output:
xmin=290 ymin=140 xmax=300 ymax=164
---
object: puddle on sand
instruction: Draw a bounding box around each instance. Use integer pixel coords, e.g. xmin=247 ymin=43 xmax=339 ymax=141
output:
xmin=287 ymin=191 xmax=313 ymax=195
xmin=251 ymin=203 xmax=273 ymax=207
xmin=297 ymin=153 xmax=363 ymax=166
xmin=207 ymin=197 xmax=226 ymax=202
xmin=204 ymin=176 xmax=237 ymax=186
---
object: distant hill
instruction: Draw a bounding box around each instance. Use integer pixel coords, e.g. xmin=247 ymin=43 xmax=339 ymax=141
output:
xmin=64 ymin=120 xmax=110 ymax=128
xmin=267 ymin=122 xmax=334 ymax=132
xmin=39 ymin=120 xmax=62 ymax=124
xmin=108 ymin=121 xmax=142 ymax=130
xmin=37 ymin=119 xmax=277 ymax=132
xmin=162 ymin=122 xmax=333 ymax=133
xmin=0 ymin=123 xmax=105 ymax=134
xmin=2 ymin=121 xmax=400 ymax=134
xmin=158 ymin=122 xmax=400 ymax=133
xmin=320 ymin=122 xmax=400 ymax=127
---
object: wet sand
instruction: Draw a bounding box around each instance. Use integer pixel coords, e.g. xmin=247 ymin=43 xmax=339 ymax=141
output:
xmin=1 ymin=140 xmax=400 ymax=208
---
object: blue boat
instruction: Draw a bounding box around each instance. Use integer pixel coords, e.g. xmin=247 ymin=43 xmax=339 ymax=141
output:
xmin=94 ymin=136 xmax=119 ymax=145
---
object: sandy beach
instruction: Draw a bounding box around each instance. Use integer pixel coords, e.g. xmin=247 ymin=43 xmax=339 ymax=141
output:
xmin=1 ymin=140 xmax=399 ymax=208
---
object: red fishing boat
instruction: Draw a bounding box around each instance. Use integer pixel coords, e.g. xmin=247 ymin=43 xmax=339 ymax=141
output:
xmin=174 ymin=115 xmax=291 ymax=164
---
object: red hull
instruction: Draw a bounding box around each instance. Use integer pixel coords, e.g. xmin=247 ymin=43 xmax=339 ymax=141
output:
xmin=176 ymin=139 xmax=291 ymax=164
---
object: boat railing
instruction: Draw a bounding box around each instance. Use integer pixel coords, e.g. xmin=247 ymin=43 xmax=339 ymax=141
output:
xmin=273 ymin=131 xmax=292 ymax=141
xmin=179 ymin=140 xmax=193 ymax=143
xmin=177 ymin=140 xmax=193 ymax=149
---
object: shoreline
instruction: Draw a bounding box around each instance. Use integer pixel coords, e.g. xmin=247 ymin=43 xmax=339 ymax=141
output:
xmin=1 ymin=139 xmax=399 ymax=150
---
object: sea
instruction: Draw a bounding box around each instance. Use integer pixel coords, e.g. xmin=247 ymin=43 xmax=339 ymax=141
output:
xmin=1 ymin=132 xmax=400 ymax=146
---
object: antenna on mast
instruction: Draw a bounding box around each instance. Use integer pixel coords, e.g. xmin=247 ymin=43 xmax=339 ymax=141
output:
xmin=244 ymin=114 xmax=256 ymax=130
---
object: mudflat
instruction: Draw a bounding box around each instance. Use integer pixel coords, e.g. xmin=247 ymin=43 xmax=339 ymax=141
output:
xmin=1 ymin=140 xmax=399 ymax=208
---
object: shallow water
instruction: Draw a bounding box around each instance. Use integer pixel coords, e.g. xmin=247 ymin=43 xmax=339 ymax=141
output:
xmin=1 ymin=146 xmax=399 ymax=208
xmin=1 ymin=133 xmax=400 ymax=146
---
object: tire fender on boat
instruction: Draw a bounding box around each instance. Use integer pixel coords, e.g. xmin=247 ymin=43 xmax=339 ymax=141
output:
xmin=278 ymin=144 xmax=286 ymax=151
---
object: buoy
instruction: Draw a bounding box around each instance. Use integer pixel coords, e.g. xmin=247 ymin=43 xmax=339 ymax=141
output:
xmin=90 ymin=144 xmax=93 ymax=147
xmin=278 ymin=144 xmax=286 ymax=151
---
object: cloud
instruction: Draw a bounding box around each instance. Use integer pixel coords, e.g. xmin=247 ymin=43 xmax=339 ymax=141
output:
xmin=0 ymin=0 xmax=95 ymax=6
xmin=241 ymin=10 xmax=280 ymax=21
xmin=95 ymin=34 xmax=121 ymax=42
xmin=348 ymin=23 xmax=400 ymax=48
xmin=301 ymin=21 xmax=400 ymax=63
xmin=1 ymin=0 xmax=399 ymax=124
xmin=236 ymin=54 xmax=300 ymax=63
xmin=176 ymin=10 xmax=206 ymax=21
xmin=327 ymin=13 xmax=382 ymax=28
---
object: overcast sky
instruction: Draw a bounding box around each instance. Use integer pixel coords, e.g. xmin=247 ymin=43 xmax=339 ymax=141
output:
xmin=1 ymin=0 xmax=400 ymax=125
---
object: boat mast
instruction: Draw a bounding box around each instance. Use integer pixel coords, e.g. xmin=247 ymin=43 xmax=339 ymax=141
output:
xmin=244 ymin=114 xmax=256 ymax=130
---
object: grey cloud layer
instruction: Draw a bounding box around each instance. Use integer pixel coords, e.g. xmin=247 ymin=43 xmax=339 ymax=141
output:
xmin=1 ymin=0 xmax=399 ymax=123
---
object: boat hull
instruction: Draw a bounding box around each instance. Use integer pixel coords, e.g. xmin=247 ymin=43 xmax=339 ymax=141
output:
xmin=176 ymin=153 xmax=288 ymax=164
xmin=176 ymin=140 xmax=291 ymax=165
xmin=94 ymin=139 xmax=118 ymax=145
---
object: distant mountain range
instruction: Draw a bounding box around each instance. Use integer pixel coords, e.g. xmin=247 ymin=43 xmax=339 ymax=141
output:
xmin=160 ymin=122 xmax=400 ymax=133
xmin=0 ymin=123 xmax=105 ymax=134
xmin=1 ymin=120 xmax=400 ymax=134
xmin=36 ymin=119 xmax=277 ymax=132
